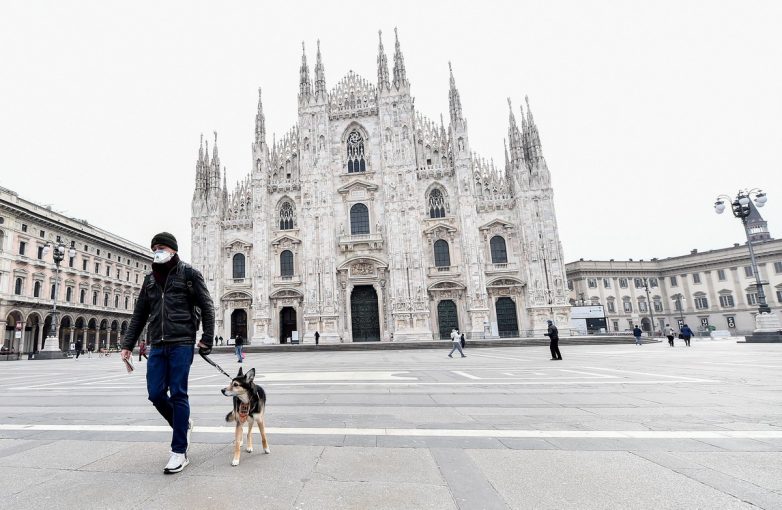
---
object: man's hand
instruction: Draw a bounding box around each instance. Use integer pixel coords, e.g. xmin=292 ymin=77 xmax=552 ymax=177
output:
xmin=121 ymin=349 xmax=132 ymax=360
xmin=197 ymin=341 xmax=212 ymax=356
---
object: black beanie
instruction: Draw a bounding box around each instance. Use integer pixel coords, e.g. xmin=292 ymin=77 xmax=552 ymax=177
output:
xmin=150 ymin=232 xmax=178 ymax=252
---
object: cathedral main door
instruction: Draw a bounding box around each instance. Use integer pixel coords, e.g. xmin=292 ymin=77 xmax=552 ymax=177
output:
xmin=437 ymin=300 xmax=459 ymax=339
xmin=351 ymin=285 xmax=380 ymax=342
xmin=495 ymin=297 xmax=519 ymax=337
xmin=279 ymin=307 xmax=296 ymax=343
xmin=231 ymin=309 xmax=247 ymax=340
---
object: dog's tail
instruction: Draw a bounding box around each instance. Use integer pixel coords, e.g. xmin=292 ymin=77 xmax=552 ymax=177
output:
xmin=225 ymin=410 xmax=235 ymax=423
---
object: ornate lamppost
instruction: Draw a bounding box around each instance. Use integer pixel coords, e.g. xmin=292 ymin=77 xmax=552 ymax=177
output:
xmin=714 ymin=189 xmax=781 ymax=342
xmin=37 ymin=240 xmax=77 ymax=359
xmin=671 ymin=293 xmax=685 ymax=330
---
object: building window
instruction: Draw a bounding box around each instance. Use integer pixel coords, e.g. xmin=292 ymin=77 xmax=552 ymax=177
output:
xmin=135 ymin=274 xmax=139 ymax=284
xmin=490 ymin=236 xmax=507 ymax=264
xmin=670 ymin=276 xmax=678 ymax=287
xmin=125 ymin=296 xmax=130 ymax=309
xmin=80 ymin=289 xmax=86 ymax=304
xmin=39 ymin=229 xmax=45 ymax=237
xmin=114 ymin=295 xmax=119 ymax=308
xmin=82 ymin=260 xmax=88 ymax=271
xmin=19 ymin=241 xmax=26 ymax=256
xmin=21 ymin=224 xmax=27 ymax=232
xmin=33 ymin=281 xmax=41 ymax=297
xmin=774 ymin=261 xmax=782 ymax=274
xmin=674 ymin=299 xmax=683 ymax=311
xmin=744 ymin=266 xmax=754 ymax=277
xmin=349 ymin=203 xmax=370 ymax=235
xmin=776 ymin=289 xmax=782 ymax=303
xmin=14 ymin=278 xmax=23 ymax=295
xmin=694 ymin=296 xmax=708 ymax=309
xmin=116 ymin=269 xmax=121 ymax=279
xmin=587 ymin=278 xmax=597 ymax=288
xmin=653 ymin=299 xmax=663 ymax=312
xmin=638 ymin=300 xmax=648 ymax=312
xmin=603 ymin=278 xmax=611 ymax=289
xmin=649 ymin=278 xmax=658 ymax=288
xmin=612 ymin=320 xmax=619 ymax=332
xmin=280 ymin=250 xmax=294 ymax=277
xmin=606 ymin=300 xmax=616 ymax=313
xmin=66 ymin=287 xmax=72 ymax=302
xmin=50 ymin=284 xmax=56 ymax=300
xmin=95 ymin=263 xmax=100 ymax=273
xmin=619 ymin=278 xmax=628 ymax=288
xmin=746 ymin=292 xmax=758 ymax=305
xmin=692 ymin=273 xmax=701 ymax=284
xmin=634 ymin=278 xmax=643 ymax=289
xmin=623 ymin=298 xmax=632 ymax=313
xmin=106 ymin=266 xmax=110 ymax=277
xmin=233 ymin=253 xmax=246 ymax=279
xmin=69 ymin=256 xmax=74 ymax=268
xmin=433 ymin=240 xmax=451 ymax=268
xmin=428 ymin=189 xmax=446 ymax=218
xmin=92 ymin=291 xmax=98 ymax=305
xmin=717 ymin=269 xmax=726 ymax=281
xmin=279 ymin=201 xmax=295 ymax=230
xmin=104 ymin=293 xmax=109 ymax=307
xmin=346 ymin=131 xmax=366 ymax=173
xmin=37 ymin=245 xmax=44 ymax=259
xmin=719 ymin=294 xmax=734 ymax=308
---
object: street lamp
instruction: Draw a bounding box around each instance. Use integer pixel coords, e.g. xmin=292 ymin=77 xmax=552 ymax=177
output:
xmin=37 ymin=240 xmax=77 ymax=359
xmin=671 ymin=293 xmax=685 ymax=329
xmin=641 ymin=278 xmax=656 ymax=338
xmin=714 ymin=189 xmax=781 ymax=342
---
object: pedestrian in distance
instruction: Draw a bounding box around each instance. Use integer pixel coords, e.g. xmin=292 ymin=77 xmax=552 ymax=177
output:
xmin=120 ymin=232 xmax=215 ymax=475
xmin=633 ymin=325 xmax=643 ymax=346
xmin=460 ymin=331 xmax=466 ymax=350
xmin=87 ymin=343 xmax=94 ymax=358
xmin=74 ymin=338 xmax=83 ymax=359
xmin=664 ymin=324 xmax=675 ymax=347
xmin=544 ymin=320 xmax=562 ymax=360
xmin=315 ymin=330 xmax=320 ymax=346
xmin=448 ymin=328 xmax=466 ymax=358
xmin=235 ymin=334 xmax=244 ymax=363
xmin=680 ymin=323 xmax=694 ymax=347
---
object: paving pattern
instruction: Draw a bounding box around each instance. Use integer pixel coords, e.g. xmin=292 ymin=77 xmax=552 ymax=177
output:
xmin=0 ymin=338 xmax=781 ymax=509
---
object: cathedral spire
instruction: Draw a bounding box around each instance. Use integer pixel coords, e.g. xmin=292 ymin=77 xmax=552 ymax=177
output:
xmin=448 ymin=61 xmax=463 ymax=124
xmin=313 ymin=40 xmax=327 ymax=101
xmin=507 ymin=98 xmax=524 ymax=168
xmin=392 ymin=27 xmax=408 ymax=90
xmin=255 ymin=87 xmax=266 ymax=145
xmin=299 ymin=42 xmax=312 ymax=103
xmin=377 ymin=30 xmax=390 ymax=92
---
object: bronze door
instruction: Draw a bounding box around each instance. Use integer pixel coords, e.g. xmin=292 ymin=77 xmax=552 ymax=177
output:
xmin=351 ymin=285 xmax=380 ymax=341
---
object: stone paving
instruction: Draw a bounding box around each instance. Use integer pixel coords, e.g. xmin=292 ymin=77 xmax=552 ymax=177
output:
xmin=0 ymin=338 xmax=780 ymax=509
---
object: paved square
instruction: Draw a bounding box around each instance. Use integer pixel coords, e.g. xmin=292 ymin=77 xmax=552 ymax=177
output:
xmin=1 ymin=338 xmax=781 ymax=509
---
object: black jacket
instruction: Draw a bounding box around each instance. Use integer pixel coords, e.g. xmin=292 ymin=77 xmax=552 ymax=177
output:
xmin=121 ymin=260 xmax=214 ymax=350
xmin=545 ymin=324 xmax=559 ymax=341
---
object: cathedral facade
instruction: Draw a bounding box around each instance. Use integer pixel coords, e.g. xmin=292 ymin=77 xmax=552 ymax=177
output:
xmin=191 ymin=30 xmax=570 ymax=344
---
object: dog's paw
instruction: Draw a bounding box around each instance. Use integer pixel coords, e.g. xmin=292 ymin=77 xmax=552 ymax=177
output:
xmin=231 ymin=459 xmax=240 ymax=467
xmin=264 ymin=448 xmax=271 ymax=454
xmin=246 ymin=446 xmax=253 ymax=453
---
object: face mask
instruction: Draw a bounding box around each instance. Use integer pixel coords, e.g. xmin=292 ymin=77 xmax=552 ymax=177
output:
xmin=153 ymin=250 xmax=173 ymax=264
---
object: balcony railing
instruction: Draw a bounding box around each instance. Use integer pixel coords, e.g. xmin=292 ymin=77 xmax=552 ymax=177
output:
xmin=485 ymin=262 xmax=518 ymax=273
xmin=338 ymin=232 xmax=384 ymax=252
xmin=428 ymin=265 xmax=461 ymax=277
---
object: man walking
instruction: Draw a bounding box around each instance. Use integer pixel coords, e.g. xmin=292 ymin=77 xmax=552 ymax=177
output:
xmin=680 ymin=324 xmax=694 ymax=347
xmin=633 ymin=325 xmax=643 ymax=346
xmin=448 ymin=328 xmax=466 ymax=358
xmin=235 ymin=334 xmax=244 ymax=363
xmin=121 ymin=232 xmax=214 ymax=475
xmin=544 ymin=320 xmax=562 ymax=360
xmin=74 ymin=338 xmax=83 ymax=359
xmin=664 ymin=324 xmax=675 ymax=347
xmin=315 ymin=331 xmax=320 ymax=346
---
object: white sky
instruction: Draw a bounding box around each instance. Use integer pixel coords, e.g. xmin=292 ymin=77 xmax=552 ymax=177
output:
xmin=2 ymin=1 xmax=781 ymax=263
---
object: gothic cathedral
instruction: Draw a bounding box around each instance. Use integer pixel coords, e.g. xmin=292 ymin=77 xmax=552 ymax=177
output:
xmin=191 ymin=30 xmax=570 ymax=344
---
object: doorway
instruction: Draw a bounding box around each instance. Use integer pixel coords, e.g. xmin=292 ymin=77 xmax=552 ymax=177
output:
xmin=279 ymin=307 xmax=296 ymax=343
xmin=231 ymin=309 xmax=248 ymax=340
xmin=495 ymin=297 xmax=519 ymax=337
xmin=351 ymin=285 xmax=380 ymax=341
xmin=437 ymin=300 xmax=459 ymax=339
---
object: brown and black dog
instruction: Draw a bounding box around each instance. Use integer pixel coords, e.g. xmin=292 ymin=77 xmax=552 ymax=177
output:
xmin=221 ymin=367 xmax=270 ymax=466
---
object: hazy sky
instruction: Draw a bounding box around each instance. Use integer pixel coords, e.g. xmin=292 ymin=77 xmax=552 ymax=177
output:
xmin=2 ymin=1 xmax=780 ymax=263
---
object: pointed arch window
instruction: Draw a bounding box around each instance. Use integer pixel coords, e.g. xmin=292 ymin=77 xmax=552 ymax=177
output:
xmin=490 ymin=236 xmax=508 ymax=263
xmin=350 ymin=203 xmax=370 ymax=235
xmin=280 ymin=250 xmax=294 ymax=277
xmin=279 ymin=201 xmax=295 ymax=230
xmin=233 ymin=253 xmax=246 ymax=279
xmin=428 ymin=188 xmax=446 ymax=218
xmin=434 ymin=240 xmax=451 ymax=268
xmin=346 ymin=131 xmax=366 ymax=173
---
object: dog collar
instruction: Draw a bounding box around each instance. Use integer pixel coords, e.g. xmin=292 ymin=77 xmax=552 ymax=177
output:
xmin=238 ymin=402 xmax=250 ymax=423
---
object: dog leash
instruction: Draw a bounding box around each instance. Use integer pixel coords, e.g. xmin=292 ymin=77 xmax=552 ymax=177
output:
xmin=199 ymin=351 xmax=232 ymax=379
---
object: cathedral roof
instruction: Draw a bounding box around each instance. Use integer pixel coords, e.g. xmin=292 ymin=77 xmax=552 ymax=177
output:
xmin=328 ymin=71 xmax=378 ymax=119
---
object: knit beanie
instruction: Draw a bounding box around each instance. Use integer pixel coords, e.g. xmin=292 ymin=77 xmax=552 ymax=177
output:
xmin=150 ymin=232 xmax=178 ymax=252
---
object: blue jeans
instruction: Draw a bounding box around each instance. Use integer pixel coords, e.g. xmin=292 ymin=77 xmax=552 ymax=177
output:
xmin=235 ymin=345 xmax=243 ymax=362
xmin=146 ymin=344 xmax=193 ymax=454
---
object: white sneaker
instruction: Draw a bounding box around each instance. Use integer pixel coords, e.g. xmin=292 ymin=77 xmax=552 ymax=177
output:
xmin=187 ymin=418 xmax=193 ymax=452
xmin=164 ymin=451 xmax=189 ymax=474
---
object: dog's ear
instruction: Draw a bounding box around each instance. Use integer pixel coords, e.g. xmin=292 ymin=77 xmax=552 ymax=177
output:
xmin=236 ymin=367 xmax=243 ymax=377
xmin=245 ymin=368 xmax=255 ymax=383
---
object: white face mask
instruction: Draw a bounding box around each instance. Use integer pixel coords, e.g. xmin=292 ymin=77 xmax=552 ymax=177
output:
xmin=152 ymin=250 xmax=173 ymax=264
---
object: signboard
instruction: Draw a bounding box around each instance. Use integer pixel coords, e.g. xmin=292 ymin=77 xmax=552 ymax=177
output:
xmin=726 ymin=316 xmax=736 ymax=329
xmin=570 ymin=305 xmax=605 ymax=319
xmin=15 ymin=323 xmax=21 ymax=339
xmin=700 ymin=318 xmax=709 ymax=328
xmin=676 ymin=319 xmax=684 ymax=329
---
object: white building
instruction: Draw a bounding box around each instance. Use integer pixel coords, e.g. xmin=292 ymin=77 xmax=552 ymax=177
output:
xmin=0 ymin=186 xmax=151 ymax=355
xmin=191 ymin=31 xmax=569 ymax=344
xmin=565 ymin=211 xmax=782 ymax=336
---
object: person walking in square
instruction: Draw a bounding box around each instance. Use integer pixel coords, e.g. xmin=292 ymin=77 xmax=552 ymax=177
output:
xmin=74 ymin=338 xmax=83 ymax=359
xmin=664 ymin=324 xmax=675 ymax=347
xmin=448 ymin=328 xmax=466 ymax=358
xmin=680 ymin=324 xmax=694 ymax=347
xmin=120 ymin=232 xmax=215 ymax=475
xmin=544 ymin=320 xmax=562 ymax=360
xmin=633 ymin=325 xmax=643 ymax=346
xmin=235 ymin=334 xmax=244 ymax=363
xmin=315 ymin=331 xmax=320 ymax=346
